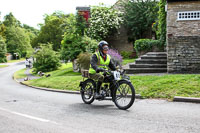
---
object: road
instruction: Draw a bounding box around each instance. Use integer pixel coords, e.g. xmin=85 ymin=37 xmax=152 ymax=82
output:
xmin=0 ymin=62 xmax=199 ymax=133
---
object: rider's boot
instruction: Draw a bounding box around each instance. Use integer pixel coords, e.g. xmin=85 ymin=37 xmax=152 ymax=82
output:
xmin=94 ymin=81 xmax=102 ymax=99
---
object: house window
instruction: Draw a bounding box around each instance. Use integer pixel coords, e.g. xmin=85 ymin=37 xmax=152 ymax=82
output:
xmin=178 ymin=11 xmax=200 ymax=20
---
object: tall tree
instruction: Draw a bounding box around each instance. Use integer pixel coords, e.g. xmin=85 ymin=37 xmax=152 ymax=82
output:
xmin=3 ymin=12 xmax=21 ymax=27
xmin=124 ymin=0 xmax=159 ymax=42
xmin=0 ymin=35 xmax=7 ymax=62
xmin=5 ymin=26 xmax=32 ymax=57
xmin=31 ymin=11 xmax=68 ymax=51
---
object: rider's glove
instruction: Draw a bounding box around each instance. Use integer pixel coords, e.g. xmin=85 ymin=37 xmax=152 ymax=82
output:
xmin=96 ymin=68 xmax=105 ymax=73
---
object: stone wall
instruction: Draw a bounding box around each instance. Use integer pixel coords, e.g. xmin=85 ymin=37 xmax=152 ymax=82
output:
xmin=167 ymin=1 xmax=200 ymax=73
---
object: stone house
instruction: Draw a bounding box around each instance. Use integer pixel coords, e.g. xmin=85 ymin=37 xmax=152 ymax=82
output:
xmin=167 ymin=0 xmax=200 ymax=73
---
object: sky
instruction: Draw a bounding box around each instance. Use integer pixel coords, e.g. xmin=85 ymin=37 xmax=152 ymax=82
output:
xmin=0 ymin=0 xmax=118 ymax=29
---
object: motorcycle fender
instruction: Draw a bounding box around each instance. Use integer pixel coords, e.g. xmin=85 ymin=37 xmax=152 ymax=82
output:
xmin=117 ymin=79 xmax=131 ymax=84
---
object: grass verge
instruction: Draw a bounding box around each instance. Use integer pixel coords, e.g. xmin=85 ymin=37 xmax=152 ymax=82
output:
xmin=122 ymin=58 xmax=136 ymax=65
xmin=8 ymin=58 xmax=25 ymax=63
xmin=14 ymin=68 xmax=27 ymax=79
xmin=0 ymin=65 xmax=9 ymax=68
xmin=22 ymin=62 xmax=200 ymax=100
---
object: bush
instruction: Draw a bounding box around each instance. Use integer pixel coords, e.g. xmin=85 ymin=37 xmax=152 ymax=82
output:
xmin=134 ymin=39 xmax=162 ymax=54
xmin=120 ymin=51 xmax=133 ymax=59
xmin=77 ymin=52 xmax=92 ymax=70
xmin=81 ymin=36 xmax=98 ymax=53
xmin=33 ymin=44 xmax=61 ymax=72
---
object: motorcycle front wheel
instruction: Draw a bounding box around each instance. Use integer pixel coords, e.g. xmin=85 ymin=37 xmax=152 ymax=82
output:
xmin=113 ymin=80 xmax=135 ymax=110
xmin=81 ymin=79 xmax=95 ymax=104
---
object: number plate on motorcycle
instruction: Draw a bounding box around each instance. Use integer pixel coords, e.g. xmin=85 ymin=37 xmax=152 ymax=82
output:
xmin=114 ymin=71 xmax=120 ymax=80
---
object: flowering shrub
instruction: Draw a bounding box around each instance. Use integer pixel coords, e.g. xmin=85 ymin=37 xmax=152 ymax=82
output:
xmin=87 ymin=4 xmax=123 ymax=41
xmin=108 ymin=49 xmax=123 ymax=67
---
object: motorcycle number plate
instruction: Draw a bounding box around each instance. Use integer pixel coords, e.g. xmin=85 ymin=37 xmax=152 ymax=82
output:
xmin=114 ymin=71 xmax=120 ymax=80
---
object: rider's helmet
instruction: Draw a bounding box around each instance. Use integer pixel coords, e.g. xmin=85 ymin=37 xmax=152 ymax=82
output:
xmin=98 ymin=41 xmax=109 ymax=52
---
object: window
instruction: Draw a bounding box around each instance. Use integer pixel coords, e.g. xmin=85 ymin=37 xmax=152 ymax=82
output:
xmin=178 ymin=11 xmax=200 ymax=20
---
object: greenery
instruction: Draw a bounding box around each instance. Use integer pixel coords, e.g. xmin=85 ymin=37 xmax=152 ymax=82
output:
xmin=122 ymin=58 xmax=136 ymax=65
xmin=134 ymin=39 xmax=161 ymax=54
xmin=120 ymin=51 xmax=133 ymax=59
xmin=131 ymin=74 xmax=200 ymax=99
xmin=31 ymin=11 xmax=68 ymax=51
xmin=0 ymin=65 xmax=9 ymax=68
xmin=0 ymin=35 xmax=7 ymax=62
xmin=157 ymin=0 xmax=167 ymax=46
xmin=14 ymin=68 xmax=27 ymax=79
xmin=124 ymin=0 xmax=159 ymax=42
xmin=7 ymin=58 xmax=25 ymax=63
xmin=33 ymin=44 xmax=61 ymax=72
xmin=77 ymin=52 xmax=92 ymax=70
xmin=87 ymin=4 xmax=123 ymax=41
xmin=23 ymin=63 xmax=200 ymax=99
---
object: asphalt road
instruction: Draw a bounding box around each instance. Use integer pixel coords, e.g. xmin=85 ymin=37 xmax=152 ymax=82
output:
xmin=0 ymin=62 xmax=199 ymax=133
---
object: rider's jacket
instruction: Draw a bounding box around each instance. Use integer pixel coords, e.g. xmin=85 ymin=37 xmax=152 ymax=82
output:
xmin=89 ymin=51 xmax=116 ymax=74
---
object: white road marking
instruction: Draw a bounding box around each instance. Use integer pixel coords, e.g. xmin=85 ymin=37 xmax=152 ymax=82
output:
xmin=0 ymin=107 xmax=59 ymax=125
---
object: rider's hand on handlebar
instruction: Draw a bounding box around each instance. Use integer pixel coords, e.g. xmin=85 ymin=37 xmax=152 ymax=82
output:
xmin=96 ymin=68 xmax=105 ymax=73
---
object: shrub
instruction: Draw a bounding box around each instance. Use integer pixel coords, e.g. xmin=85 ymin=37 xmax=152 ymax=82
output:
xmin=108 ymin=49 xmax=123 ymax=67
xmin=81 ymin=36 xmax=98 ymax=53
xmin=33 ymin=44 xmax=61 ymax=72
xmin=77 ymin=52 xmax=92 ymax=70
xmin=134 ymin=39 xmax=162 ymax=54
xmin=120 ymin=51 xmax=133 ymax=59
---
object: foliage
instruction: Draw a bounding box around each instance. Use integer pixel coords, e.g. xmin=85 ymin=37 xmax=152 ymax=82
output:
xmin=5 ymin=26 xmax=32 ymax=57
xmin=61 ymin=14 xmax=89 ymax=61
xmin=134 ymin=39 xmax=161 ymax=54
xmin=3 ymin=12 xmax=21 ymax=27
xmin=157 ymin=0 xmax=167 ymax=46
xmin=87 ymin=4 xmax=123 ymax=41
xmin=124 ymin=0 xmax=159 ymax=42
xmin=33 ymin=44 xmax=61 ymax=72
xmin=31 ymin=11 xmax=68 ymax=51
xmin=0 ymin=35 xmax=7 ymax=62
xmin=0 ymin=23 xmax=6 ymax=39
xmin=81 ymin=35 xmax=98 ymax=53
xmin=77 ymin=52 xmax=92 ymax=70
xmin=120 ymin=51 xmax=133 ymax=59
xmin=108 ymin=49 xmax=123 ymax=67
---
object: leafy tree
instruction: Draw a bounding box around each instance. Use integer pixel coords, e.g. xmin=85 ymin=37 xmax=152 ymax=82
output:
xmin=0 ymin=23 xmax=6 ymax=39
xmin=33 ymin=44 xmax=61 ymax=72
xmin=5 ymin=26 xmax=32 ymax=57
xmin=157 ymin=0 xmax=167 ymax=46
xmin=3 ymin=12 xmax=21 ymax=27
xmin=31 ymin=11 xmax=68 ymax=51
xmin=87 ymin=4 xmax=123 ymax=41
xmin=0 ymin=35 xmax=7 ymax=62
xmin=61 ymin=14 xmax=88 ymax=61
xmin=124 ymin=0 xmax=159 ymax=42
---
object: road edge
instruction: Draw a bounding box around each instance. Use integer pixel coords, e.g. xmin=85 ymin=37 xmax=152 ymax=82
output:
xmin=13 ymin=75 xmax=141 ymax=99
xmin=173 ymin=96 xmax=200 ymax=103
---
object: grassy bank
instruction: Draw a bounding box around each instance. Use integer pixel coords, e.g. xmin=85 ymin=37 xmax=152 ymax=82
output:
xmin=14 ymin=68 xmax=27 ymax=79
xmin=8 ymin=58 xmax=25 ymax=63
xmin=22 ymin=62 xmax=200 ymax=100
xmin=0 ymin=65 xmax=9 ymax=68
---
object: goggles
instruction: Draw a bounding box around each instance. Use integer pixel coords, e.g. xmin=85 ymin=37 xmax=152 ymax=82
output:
xmin=103 ymin=46 xmax=109 ymax=51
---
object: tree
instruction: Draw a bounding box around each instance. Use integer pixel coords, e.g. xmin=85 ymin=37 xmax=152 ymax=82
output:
xmin=33 ymin=44 xmax=61 ymax=72
xmin=5 ymin=26 xmax=32 ymax=57
xmin=3 ymin=12 xmax=21 ymax=27
xmin=0 ymin=35 xmax=7 ymax=63
xmin=31 ymin=11 xmax=68 ymax=51
xmin=157 ymin=0 xmax=167 ymax=46
xmin=124 ymin=0 xmax=159 ymax=42
xmin=87 ymin=4 xmax=123 ymax=41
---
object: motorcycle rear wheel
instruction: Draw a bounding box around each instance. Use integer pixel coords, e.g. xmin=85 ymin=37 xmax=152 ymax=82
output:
xmin=81 ymin=79 xmax=95 ymax=104
xmin=113 ymin=80 xmax=135 ymax=110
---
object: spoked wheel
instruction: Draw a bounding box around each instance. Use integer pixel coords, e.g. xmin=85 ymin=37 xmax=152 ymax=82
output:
xmin=81 ymin=79 xmax=95 ymax=104
xmin=113 ymin=80 xmax=135 ymax=110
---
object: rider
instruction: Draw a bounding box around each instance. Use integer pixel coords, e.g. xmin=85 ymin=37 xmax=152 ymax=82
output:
xmin=89 ymin=41 xmax=116 ymax=99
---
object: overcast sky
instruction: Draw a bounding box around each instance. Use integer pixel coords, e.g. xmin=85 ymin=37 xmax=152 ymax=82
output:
xmin=0 ymin=0 xmax=117 ymax=29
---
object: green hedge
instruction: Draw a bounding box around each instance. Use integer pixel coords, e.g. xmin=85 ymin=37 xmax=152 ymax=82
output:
xmin=134 ymin=39 xmax=162 ymax=54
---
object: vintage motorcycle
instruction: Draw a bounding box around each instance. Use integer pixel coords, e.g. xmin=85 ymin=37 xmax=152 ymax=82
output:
xmin=79 ymin=69 xmax=135 ymax=110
